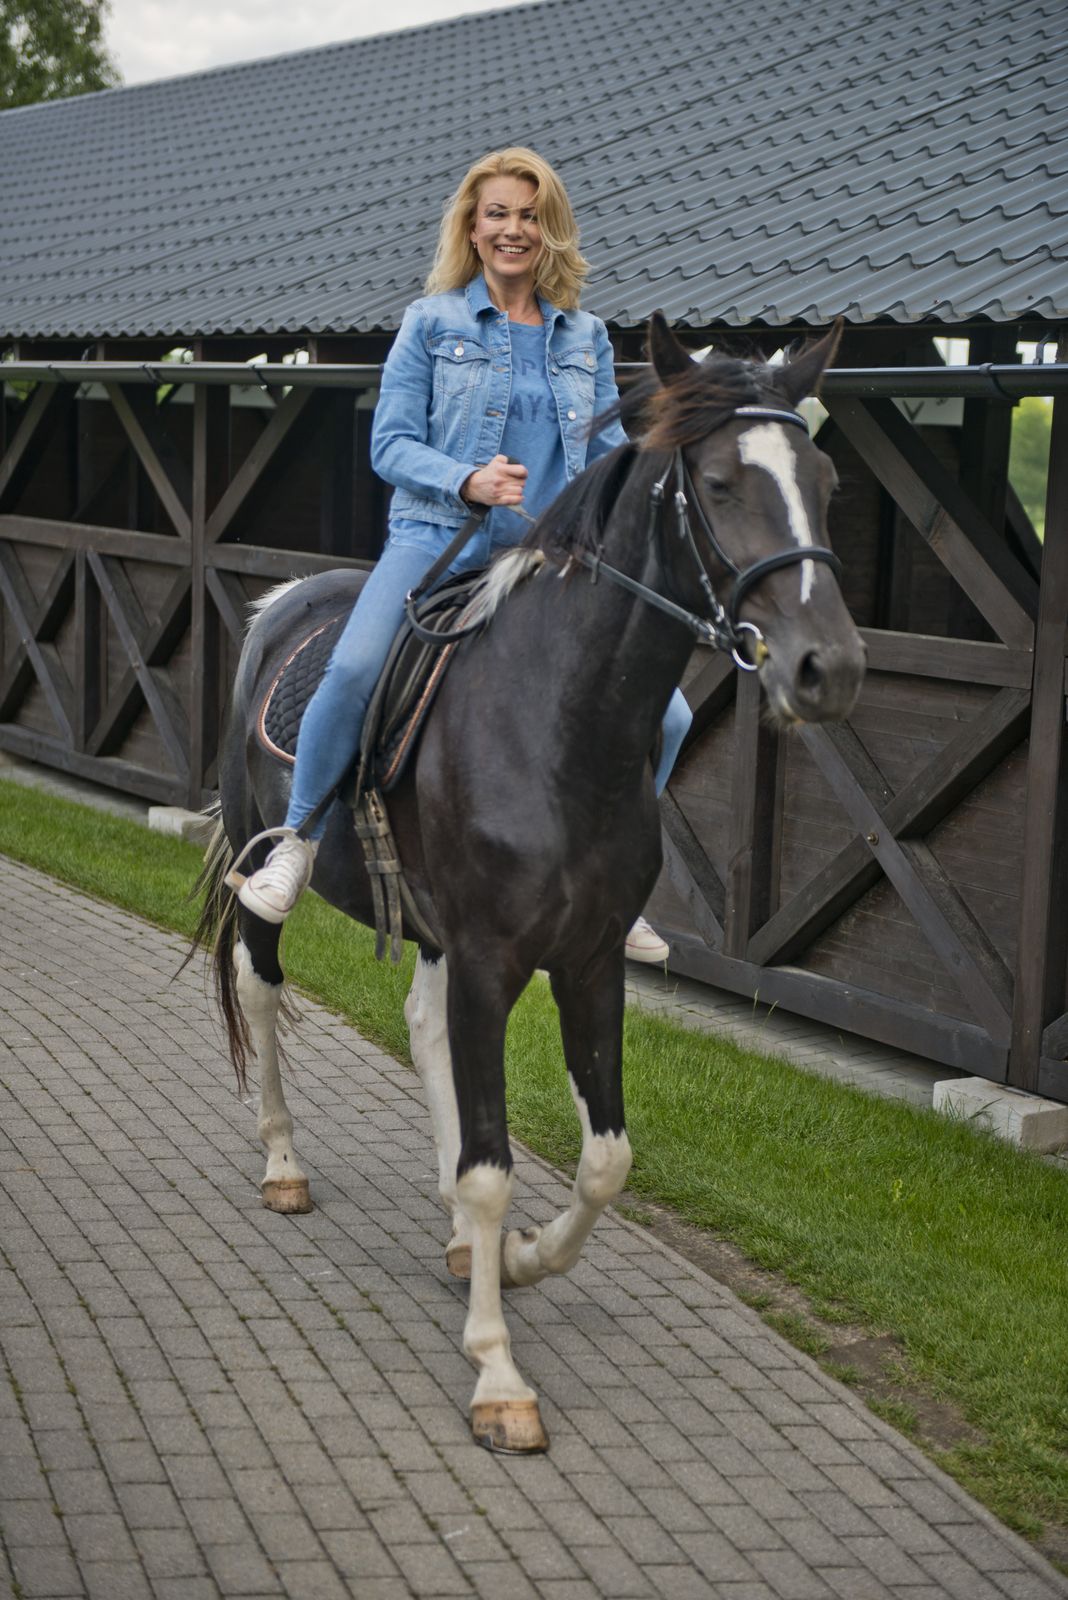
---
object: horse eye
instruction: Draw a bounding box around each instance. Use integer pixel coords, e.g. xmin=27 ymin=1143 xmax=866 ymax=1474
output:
xmin=703 ymin=475 xmax=730 ymax=495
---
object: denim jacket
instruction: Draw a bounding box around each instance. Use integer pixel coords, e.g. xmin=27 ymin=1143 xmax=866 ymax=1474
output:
xmin=370 ymin=273 xmax=628 ymax=531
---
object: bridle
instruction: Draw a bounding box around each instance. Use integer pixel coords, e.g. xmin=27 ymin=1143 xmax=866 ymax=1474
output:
xmin=573 ymin=404 xmax=842 ymax=671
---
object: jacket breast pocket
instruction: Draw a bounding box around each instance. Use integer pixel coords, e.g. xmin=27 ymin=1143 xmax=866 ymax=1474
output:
xmin=555 ymin=347 xmax=597 ymax=410
xmin=430 ymin=336 xmax=491 ymax=400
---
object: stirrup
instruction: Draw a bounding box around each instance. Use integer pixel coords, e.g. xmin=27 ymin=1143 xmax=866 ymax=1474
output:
xmin=224 ymin=825 xmax=308 ymax=894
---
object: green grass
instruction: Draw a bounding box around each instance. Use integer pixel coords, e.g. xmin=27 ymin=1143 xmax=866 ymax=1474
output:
xmin=2 ymin=776 xmax=1068 ymax=1548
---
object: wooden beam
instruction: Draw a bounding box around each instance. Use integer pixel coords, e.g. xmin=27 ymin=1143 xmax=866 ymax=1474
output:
xmin=858 ymin=629 xmax=1032 ymax=687
xmin=86 ymin=572 xmax=191 ymax=758
xmin=724 ymin=673 xmax=783 ymax=957
xmin=0 ymin=552 xmax=75 ymax=716
xmin=748 ymin=686 xmax=1030 ymax=968
xmin=826 ymin=396 xmax=1035 ymax=648
xmin=190 ymin=386 xmax=229 ymax=806
xmin=103 ymin=384 xmax=191 ymax=540
xmin=0 ymin=514 xmax=187 ymax=566
xmin=797 ymin=721 xmax=1015 ymax=1043
xmin=1037 ymin=1059 xmax=1068 ymax=1106
xmin=1009 ymin=351 xmax=1068 ymax=1092
xmin=206 ymin=541 xmax=372 ymax=580
xmin=0 ymin=384 xmax=75 ymax=510
xmin=659 ymin=788 xmax=726 ymax=948
xmin=958 ymin=329 xmax=1017 ymax=540
xmin=0 ymin=722 xmax=185 ymax=805
xmin=74 ymin=550 xmax=102 ymax=752
xmin=205 ymin=385 xmax=313 ymax=543
xmin=1040 ymin=1012 xmax=1068 ymax=1061
xmin=664 ymin=927 xmax=1006 ymax=1080
xmin=88 ymin=552 xmax=189 ymax=778
xmin=319 ymin=389 xmax=355 ymax=556
xmin=204 ymin=568 xmax=248 ymax=644
xmin=679 ymin=648 xmax=736 ymax=742
xmin=1004 ymin=482 xmax=1042 ymax=583
xmin=0 ymin=542 xmax=74 ymax=742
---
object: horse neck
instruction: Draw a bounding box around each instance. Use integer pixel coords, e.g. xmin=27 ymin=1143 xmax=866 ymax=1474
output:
xmin=542 ymin=455 xmax=702 ymax=779
xmin=599 ymin=449 xmax=713 ymax=658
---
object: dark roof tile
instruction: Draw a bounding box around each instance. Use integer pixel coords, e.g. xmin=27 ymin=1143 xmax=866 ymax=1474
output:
xmin=1 ymin=0 xmax=1063 ymax=337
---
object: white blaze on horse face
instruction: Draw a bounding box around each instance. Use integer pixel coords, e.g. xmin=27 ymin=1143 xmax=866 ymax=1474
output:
xmin=738 ymin=423 xmax=816 ymax=603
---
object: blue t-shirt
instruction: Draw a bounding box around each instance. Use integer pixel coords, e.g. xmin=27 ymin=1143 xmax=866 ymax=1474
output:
xmin=487 ymin=320 xmax=568 ymax=546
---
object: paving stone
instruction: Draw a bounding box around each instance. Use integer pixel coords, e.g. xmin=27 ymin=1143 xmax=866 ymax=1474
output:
xmin=2 ymin=858 xmax=1066 ymax=1600
xmin=79 ymin=1558 xmax=154 ymax=1599
xmin=7 ymin=1542 xmax=83 ymax=1595
xmin=748 ymin=1548 xmax=837 ymax=1597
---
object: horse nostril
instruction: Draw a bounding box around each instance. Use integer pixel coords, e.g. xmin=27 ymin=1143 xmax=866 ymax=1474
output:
xmin=798 ymin=651 xmax=824 ymax=694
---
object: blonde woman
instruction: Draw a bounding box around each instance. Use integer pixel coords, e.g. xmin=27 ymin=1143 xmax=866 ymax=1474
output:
xmin=238 ymin=148 xmax=690 ymax=958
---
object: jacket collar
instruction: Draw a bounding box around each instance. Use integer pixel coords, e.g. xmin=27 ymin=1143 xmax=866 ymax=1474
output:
xmin=464 ymin=272 xmax=567 ymax=330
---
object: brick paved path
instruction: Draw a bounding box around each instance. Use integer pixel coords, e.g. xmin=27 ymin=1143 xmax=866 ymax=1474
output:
xmin=1 ymin=859 xmax=1064 ymax=1600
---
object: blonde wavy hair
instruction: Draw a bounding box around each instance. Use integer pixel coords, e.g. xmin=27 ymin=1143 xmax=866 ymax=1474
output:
xmin=425 ymin=147 xmax=589 ymax=311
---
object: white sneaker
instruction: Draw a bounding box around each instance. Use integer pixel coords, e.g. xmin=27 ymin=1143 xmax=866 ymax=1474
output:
xmin=236 ymin=833 xmax=317 ymax=924
xmin=625 ymin=915 xmax=670 ymax=964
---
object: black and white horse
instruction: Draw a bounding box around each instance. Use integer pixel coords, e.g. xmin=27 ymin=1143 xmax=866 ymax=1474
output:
xmin=194 ymin=316 xmax=865 ymax=1453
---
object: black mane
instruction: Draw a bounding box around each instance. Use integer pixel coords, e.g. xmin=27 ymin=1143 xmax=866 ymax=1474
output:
xmin=521 ymin=441 xmax=638 ymax=560
xmin=519 ymin=349 xmax=778 ymax=560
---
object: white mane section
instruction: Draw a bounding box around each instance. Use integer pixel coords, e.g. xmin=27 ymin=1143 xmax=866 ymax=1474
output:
xmin=246 ymin=577 xmax=304 ymax=628
xmin=461 ymin=547 xmax=546 ymax=628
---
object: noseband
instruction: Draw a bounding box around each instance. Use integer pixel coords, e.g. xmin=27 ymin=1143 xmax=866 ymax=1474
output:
xmin=576 ymin=404 xmax=842 ymax=671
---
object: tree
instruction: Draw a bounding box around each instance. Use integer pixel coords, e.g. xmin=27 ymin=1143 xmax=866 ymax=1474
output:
xmin=0 ymin=0 xmax=120 ymax=110
xmin=1009 ymin=396 xmax=1053 ymax=539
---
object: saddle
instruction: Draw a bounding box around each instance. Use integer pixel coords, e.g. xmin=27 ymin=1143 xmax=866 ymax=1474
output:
xmin=256 ymin=571 xmax=488 ymax=961
xmin=258 ymin=570 xmax=485 ymax=795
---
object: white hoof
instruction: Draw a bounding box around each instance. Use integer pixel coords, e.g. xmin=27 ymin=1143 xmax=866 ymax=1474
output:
xmin=446 ymin=1242 xmax=472 ymax=1279
xmin=471 ymin=1398 xmax=549 ymax=1454
xmin=501 ymin=1225 xmax=541 ymax=1289
xmin=261 ymin=1176 xmax=312 ymax=1214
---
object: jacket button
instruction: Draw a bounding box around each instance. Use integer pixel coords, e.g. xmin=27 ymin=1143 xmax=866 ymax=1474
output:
xmin=586 ymin=354 xmax=594 ymax=366
xmin=567 ymin=409 xmax=577 ymax=421
xmin=550 ymin=367 xmax=559 ymax=376
xmin=454 ymin=343 xmax=464 ymax=356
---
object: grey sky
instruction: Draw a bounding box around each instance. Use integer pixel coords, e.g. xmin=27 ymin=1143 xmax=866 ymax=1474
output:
xmin=106 ymin=0 xmax=532 ymax=86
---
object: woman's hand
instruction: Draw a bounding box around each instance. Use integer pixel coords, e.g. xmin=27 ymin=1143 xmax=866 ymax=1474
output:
xmin=461 ymin=455 xmax=528 ymax=507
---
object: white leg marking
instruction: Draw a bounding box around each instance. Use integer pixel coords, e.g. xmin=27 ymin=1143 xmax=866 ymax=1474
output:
xmin=405 ymin=954 xmax=472 ymax=1269
xmin=738 ymin=423 xmax=815 ymax=601
xmin=234 ymin=940 xmax=309 ymax=1201
xmin=457 ymin=1163 xmax=535 ymax=1406
xmin=503 ymin=1083 xmax=632 ymax=1287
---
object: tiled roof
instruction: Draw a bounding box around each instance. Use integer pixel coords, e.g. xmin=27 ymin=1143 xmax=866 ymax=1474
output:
xmin=1 ymin=0 xmax=1064 ymax=338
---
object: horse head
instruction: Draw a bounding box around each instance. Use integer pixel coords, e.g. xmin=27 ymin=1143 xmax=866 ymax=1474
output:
xmin=643 ymin=313 xmax=866 ymax=725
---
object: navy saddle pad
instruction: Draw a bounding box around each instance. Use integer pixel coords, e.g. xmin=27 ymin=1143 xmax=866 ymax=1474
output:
xmin=257 ymin=573 xmax=484 ymax=793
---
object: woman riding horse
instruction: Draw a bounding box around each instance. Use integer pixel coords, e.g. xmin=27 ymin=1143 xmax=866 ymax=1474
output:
xmin=235 ymin=147 xmax=690 ymax=960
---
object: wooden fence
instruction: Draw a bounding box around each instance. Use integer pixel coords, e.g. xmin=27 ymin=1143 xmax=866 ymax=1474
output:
xmin=1 ymin=352 xmax=1066 ymax=1099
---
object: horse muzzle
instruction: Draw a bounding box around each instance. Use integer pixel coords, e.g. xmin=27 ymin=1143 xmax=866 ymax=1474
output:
xmin=761 ymin=628 xmax=867 ymax=726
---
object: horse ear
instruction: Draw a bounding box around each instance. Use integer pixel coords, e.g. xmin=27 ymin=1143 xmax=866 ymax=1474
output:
xmin=775 ymin=318 xmax=844 ymax=405
xmin=648 ymin=311 xmax=694 ymax=381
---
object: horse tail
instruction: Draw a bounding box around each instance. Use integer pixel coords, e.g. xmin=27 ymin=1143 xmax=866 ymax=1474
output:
xmin=184 ymin=806 xmax=252 ymax=1095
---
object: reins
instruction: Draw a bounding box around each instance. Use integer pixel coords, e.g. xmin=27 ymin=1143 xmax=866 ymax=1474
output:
xmin=573 ymin=405 xmax=842 ymax=671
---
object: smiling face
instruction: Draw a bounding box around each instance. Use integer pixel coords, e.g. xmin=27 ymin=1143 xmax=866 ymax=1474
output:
xmin=469 ymin=175 xmax=542 ymax=297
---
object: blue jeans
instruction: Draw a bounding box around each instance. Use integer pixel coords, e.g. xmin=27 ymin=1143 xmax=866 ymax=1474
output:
xmin=285 ymin=535 xmax=693 ymax=838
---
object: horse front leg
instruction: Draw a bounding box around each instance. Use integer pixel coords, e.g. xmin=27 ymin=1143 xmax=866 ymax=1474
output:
xmin=503 ymin=953 xmax=632 ymax=1287
xmin=234 ymin=913 xmax=312 ymax=1214
xmin=448 ymin=962 xmax=549 ymax=1454
xmin=404 ymin=950 xmax=473 ymax=1277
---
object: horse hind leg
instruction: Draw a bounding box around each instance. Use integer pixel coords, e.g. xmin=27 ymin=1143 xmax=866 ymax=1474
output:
xmin=502 ymin=958 xmax=632 ymax=1289
xmin=234 ymin=913 xmax=312 ymax=1214
xmin=405 ymin=951 xmax=473 ymax=1278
